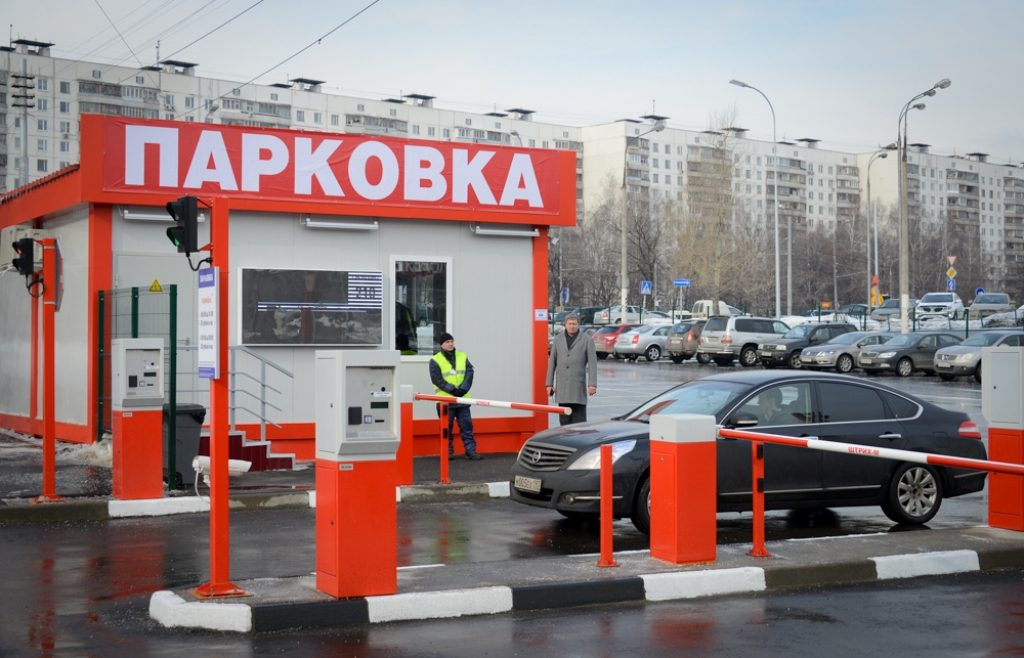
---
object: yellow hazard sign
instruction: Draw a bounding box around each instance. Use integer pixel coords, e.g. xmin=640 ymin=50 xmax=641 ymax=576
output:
xmin=149 ymin=279 xmax=163 ymax=293
xmin=946 ymin=267 xmax=957 ymax=279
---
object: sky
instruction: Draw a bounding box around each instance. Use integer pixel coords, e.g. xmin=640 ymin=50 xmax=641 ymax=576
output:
xmin=7 ymin=0 xmax=1024 ymax=162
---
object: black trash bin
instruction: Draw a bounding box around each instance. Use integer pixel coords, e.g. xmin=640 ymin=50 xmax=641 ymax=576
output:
xmin=163 ymin=403 xmax=206 ymax=488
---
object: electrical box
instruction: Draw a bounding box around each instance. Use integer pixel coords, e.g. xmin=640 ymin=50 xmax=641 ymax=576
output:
xmin=111 ymin=338 xmax=165 ymax=410
xmin=982 ymin=346 xmax=1024 ymax=429
xmin=315 ymin=350 xmax=400 ymax=461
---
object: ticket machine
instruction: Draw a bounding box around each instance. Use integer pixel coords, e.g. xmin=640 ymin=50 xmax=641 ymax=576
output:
xmin=982 ymin=346 xmax=1024 ymax=530
xmin=111 ymin=338 xmax=165 ymax=499
xmin=314 ymin=349 xmax=401 ymax=598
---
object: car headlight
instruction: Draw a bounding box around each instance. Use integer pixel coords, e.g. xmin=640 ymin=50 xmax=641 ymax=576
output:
xmin=774 ymin=345 xmax=786 ymax=351
xmin=819 ymin=350 xmax=835 ymax=356
xmin=567 ymin=440 xmax=637 ymax=470
xmin=879 ymin=351 xmax=897 ymax=358
xmin=956 ymin=354 xmax=974 ymax=363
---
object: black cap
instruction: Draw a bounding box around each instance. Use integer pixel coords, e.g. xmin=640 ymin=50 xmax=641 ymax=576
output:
xmin=439 ymin=332 xmax=454 ymax=344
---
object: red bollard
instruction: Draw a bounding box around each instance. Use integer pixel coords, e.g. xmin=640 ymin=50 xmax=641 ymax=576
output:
xmin=596 ymin=444 xmax=618 ymax=568
xmin=396 ymin=385 xmax=414 ymax=486
xmin=438 ymin=402 xmax=451 ymax=485
xmin=749 ymin=441 xmax=770 ymax=558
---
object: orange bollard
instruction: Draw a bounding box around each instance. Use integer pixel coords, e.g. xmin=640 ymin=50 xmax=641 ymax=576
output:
xmin=396 ymin=385 xmax=414 ymax=486
xmin=596 ymin=444 xmax=618 ymax=568
xmin=649 ymin=414 xmax=717 ymax=565
xmin=749 ymin=441 xmax=770 ymax=558
xmin=438 ymin=402 xmax=451 ymax=485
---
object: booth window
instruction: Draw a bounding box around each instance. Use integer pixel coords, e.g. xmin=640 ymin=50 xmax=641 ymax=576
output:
xmin=394 ymin=260 xmax=448 ymax=355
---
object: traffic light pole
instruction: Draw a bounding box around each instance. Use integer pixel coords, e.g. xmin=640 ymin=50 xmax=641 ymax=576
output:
xmin=192 ymin=199 xmax=247 ymax=599
xmin=36 ymin=239 xmax=61 ymax=503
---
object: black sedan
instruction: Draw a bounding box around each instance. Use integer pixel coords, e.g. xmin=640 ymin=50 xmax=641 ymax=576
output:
xmin=510 ymin=371 xmax=986 ymax=534
xmin=858 ymin=331 xmax=963 ymax=376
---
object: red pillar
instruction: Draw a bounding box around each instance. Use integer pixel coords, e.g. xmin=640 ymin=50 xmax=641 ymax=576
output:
xmin=36 ymin=238 xmax=61 ymax=503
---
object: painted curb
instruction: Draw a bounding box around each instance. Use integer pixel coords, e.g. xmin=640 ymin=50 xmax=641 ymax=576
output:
xmin=149 ymin=590 xmax=252 ymax=633
xmin=871 ymin=549 xmax=980 ymax=580
xmin=366 ymin=586 xmax=513 ymax=623
xmin=641 ymin=567 xmax=767 ymax=601
xmin=109 ymin=497 xmax=209 ymax=517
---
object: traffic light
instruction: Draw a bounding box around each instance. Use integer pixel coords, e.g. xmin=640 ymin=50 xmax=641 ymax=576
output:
xmin=11 ymin=237 xmax=34 ymax=276
xmin=165 ymin=196 xmax=199 ymax=254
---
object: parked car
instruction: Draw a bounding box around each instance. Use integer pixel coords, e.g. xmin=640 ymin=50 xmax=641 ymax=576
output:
xmin=799 ymin=331 xmax=896 ymax=373
xmin=870 ymin=297 xmax=918 ymax=323
xmin=836 ymin=303 xmax=869 ymax=317
xmin=934 ymin=330 xmax=1024 ymax=382
xmin=916 ymin=292 xmax=964 ymax=320
xmin=594 ymin=305 xmax=642 ymax=325
xmin=666 ymin=319 xmax=706 ymax=363
xmin=574 ymin=306 xmax=605 ymax=325
xmin=509 ymin=370 xmax=986 ymax=533
xmin=966 ymin=292 xmax=1014 ymax=319
xmin=690 ymin=299 xmax=745 ymax=318
xmin=591 ymin=323 xmax=640 ymax=359
xmin=758 ymin=323 xmax=856 ymax=369
xmin=612 ymin=324 xmax=671 ymax=361
xmin=640 ymin=310 xmax=673 ymax=325
xmin=858 ymin=331 xmax=963 ymax=377
xmin=698 ymin=316 xmax=790 ymax=367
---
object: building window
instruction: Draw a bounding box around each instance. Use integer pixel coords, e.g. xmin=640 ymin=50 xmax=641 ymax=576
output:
xmin=59 ymin=141 xmax=70 ymax=153
xmin=37 ymin=139 xmax=48 ymax=152
xmin=465 ymin=118 xmax=472 ymax=126
xmin=270 ymin=93 xmax=279 ymax=101
xmin=389 ymin=108 xmax=397 ymax=117
xmin=296 ymin=110 xmax=305 ymax=121
xmin=59 ymin=121 xmax=71 ymax=133
xmin=37 ymin=159 xmax=48 ymax=172
xmin=412 ymin=125 xmax=420 ymax=135
xmin=37 ymin=99 xmax=48 ymax=111
xmin=528 ymin=138 xmax=536 ymax=147
xmin=37 ymin=119 xmax=48 ymax=131
xmin=331 ymin=114 xmax=339 ymax=126
xmin=92 ymin=70 xmax=102 ymax=79
xmin=313 ymin=112 xmax=322 ymax=123
xmin=185 ymin=96 xmax=194 ymax=108
xmin=135 ymin=75 xmax=144 ymax=84
xmin=59 ymin=81 xmax=70 ymax=94
xmin=38 ymin=78 xmax=48 ymax=91
xmin=652 ymin=173 xmax=659 ymax=183
xmin=357 ymin=103 xmax=365 ymax=112
xmin=427 ymin=126 xmax=436 ymax=137
xmin=232 ymin=88 xmax=240 ymax=96
xmin=394 ymin=259 xmax=449 ymax=356
xmin=59 ymin=101 xmax=70 ymax=113
xmin=443 ymin=128 xmax=451 ymax=139
xmin=495 ymin=122 xmax=502 ymax=129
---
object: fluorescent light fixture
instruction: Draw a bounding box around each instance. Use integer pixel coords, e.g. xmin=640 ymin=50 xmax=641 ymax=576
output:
xmin=470 ymin=224 xmax=539 ymax=238
xmin=302 ymin=216 xmax=379 ymax=231
xmin=120 ymin=206 xmax=206 ymax=222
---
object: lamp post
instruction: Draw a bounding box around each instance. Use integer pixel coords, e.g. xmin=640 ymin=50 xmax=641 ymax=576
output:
xmin=897 ymin=78 xmax=950 ymax=334
xmin=621 ymin=121 xmax=665 ymax=315
xmin=730 ymin=79 xmax=780 ymax=317
xmin=865 ymin=146 xmax=895 ymax=310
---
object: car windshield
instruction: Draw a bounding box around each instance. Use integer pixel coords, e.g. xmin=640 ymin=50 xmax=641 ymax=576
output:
xmin=625 ymin=381 xmax=748 ymax=423
xmin=962 ymin=333 xmax=1006 ymax=346
xmin=880 ymin=299 xmax=900 ymax=309
xmin=782 ymin=325 xmax=814 ymax=339
xmin=825 ymin=332 xmax=869 ymax=346
xmin=976 ymin=294 xmax=1009 ymax=304
xmin=884 ymin=335 xmax=916 ymax=347
xmin=921 ymin=293 xmax=954 ymax=303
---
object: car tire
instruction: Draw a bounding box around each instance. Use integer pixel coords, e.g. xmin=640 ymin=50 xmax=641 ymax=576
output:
xmin=974 ymin=363 xmax=982 ymax=383
xmin=631 ymin=476 xmax=651 ymax=535
xmin=739 ymin=346 xmax=759 ymax=367
xmin=836 ymin=354 xmax=854 ymax=373
xmin=596 ymin=352 xmax=608 ymax=360
xmin=788 ymin=351 xmax=802 ymax=369
xmin=696 ymin=352 xmax=711 ymax=365
xmin=938 ymin=373 xmax=955 ymax=381
xmin=645 ymin=345 xmax=662 ymax=362
xmin=670 ymin=354 xmax=684 ymax=364
xmin=896 ymin=357 xmax=914 ymax=377
xmin=882 ymin=463 xmax=943 ymax=525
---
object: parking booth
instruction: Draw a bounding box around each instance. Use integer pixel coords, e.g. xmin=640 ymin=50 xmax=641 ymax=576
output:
xmin=982 ymin=346 xmax=1024 ymax=530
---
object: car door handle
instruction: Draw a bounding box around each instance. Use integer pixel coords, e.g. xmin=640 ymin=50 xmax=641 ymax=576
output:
xmin=878 ymin=433 xmax=902 ymax=440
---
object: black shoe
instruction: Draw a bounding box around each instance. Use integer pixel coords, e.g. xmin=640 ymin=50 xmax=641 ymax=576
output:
xmin=466 ymin=453 xmax=482 ymax=461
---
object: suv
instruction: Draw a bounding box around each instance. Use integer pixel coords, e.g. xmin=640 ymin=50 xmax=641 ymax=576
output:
xmin=967 ymin=293 xmax=1014 ymax=319
xmin=594 ymin=305 xmax=642 ymax=325
xmin=758 ymin=322 xmax=855 ymax=369
xmin=591 ymin=323 xmax=640 ymax=359
xmin=666 ymin=319 xmax=706 ymax=363
xmin=915 ymin=292 xmax=964 ymax=320
xmin=698 ymin=316 xmax=789 ymax=367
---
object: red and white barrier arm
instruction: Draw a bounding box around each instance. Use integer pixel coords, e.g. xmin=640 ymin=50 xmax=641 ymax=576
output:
xmin=718 ymin=427 xmax=1024 ymax=477
xmin=415 ymin=394 xmax=571 ymax=416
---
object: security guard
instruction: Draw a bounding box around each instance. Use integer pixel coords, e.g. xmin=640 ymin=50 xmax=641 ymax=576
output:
xmin=429 ymin=332 xmax=480 ymax=459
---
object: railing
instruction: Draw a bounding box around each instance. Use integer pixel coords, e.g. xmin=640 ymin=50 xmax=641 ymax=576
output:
xmin=176 ymin=345 xmax=293 ymax=441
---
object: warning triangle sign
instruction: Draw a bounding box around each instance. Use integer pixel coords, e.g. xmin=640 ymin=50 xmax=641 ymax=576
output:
xmin=149 ymin=279 xmax=163 ymax=293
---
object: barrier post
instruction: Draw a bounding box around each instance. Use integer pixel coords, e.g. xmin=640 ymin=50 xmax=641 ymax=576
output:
xmin=749 ymin=441 xmax=770 ymax=558
xmin=981 ymin=346 xmax=1024 ymax=531
xmin=649 ymin=414 xmax=717 ymax=564
xmin=36 ymin=239 xmax=61 ymax=503
xmin=438 ymin=401 xmax=451 ymax=485
xmin=396 ymin=385 xmax=414 ymax=486
xmin=596 ymin=444 xmax=618 ymax=568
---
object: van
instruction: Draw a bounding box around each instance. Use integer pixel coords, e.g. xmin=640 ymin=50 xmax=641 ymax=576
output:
xmin=697 ymin=316 xmax=790 ymax=367
xmin=690 ymin=299 xmax=744 ymax=319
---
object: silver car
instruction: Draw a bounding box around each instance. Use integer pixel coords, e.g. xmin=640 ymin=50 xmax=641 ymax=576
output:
xmin=933 ymin=330 xmax=1024 ymax=382
xmin=870 ymin=298 xmax=918 ymax=325
xmin=612 ymin=324 xmax=671 ymax=361
xmin=698 ymin=316 xmax=790 ymax=367
xmin=799 ymin=331 xmax=896 ymax=373
xmin=966 ymin=293 xmax=1014 ymax=319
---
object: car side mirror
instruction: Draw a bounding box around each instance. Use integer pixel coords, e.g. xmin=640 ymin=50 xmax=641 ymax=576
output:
xmin=726 ymin=412 xmax=759 ymax=429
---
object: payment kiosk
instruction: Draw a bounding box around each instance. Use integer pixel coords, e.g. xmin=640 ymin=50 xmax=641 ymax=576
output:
xmin=314 ymin=349 xmax=401 ymax=598
xmin=982 ymin=346 xmax=1024 ymax=530
xmin=111 ymin=338 xmax=165 ymax=499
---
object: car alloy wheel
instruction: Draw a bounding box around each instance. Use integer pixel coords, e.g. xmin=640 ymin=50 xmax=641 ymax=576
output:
xmin=631 ymin=477 xmax=651 ymax=535
xmin=696 ymin=352 xmax=711 ymax=365
xmin=882 ymin=463 xmax=942 ymax=524
xmin=788 ymin=351 xmax=802 ymax=369
xmin=836 ymin=354 xmax=854 ymax=373
xmin=740 ymin=346 xmax=759 ymax=367
xmin=896 ymin=357 xmax=914 ymax=377
xmin=645 ymin=345 xmax=661 ymax=362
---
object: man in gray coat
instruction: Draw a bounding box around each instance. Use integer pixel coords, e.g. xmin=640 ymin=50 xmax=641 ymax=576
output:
xmin=546 ymin=313 xmax=598 ymax=425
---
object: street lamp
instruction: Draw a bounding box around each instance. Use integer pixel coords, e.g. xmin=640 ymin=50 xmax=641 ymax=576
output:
xmin=621 ymin=121 xmax=665 ymax=315
xmin=865 ymin=144 xmax=896 ymax=310
xmin=730 ymin=79 xmax=781 ymax=317
xmin=898 ymin=78 xmax=950 ymax=334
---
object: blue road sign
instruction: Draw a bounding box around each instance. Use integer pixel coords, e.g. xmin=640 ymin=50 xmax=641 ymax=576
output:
xmin=561 ymin=287 xmax=570 ymax=303
xmin=975 ymin=287 xmax=985 ymax=296
xmin=673 ymin=278 xmax=691 ymax=288
xmin=947 ymin=277 xmax=957 ymax=292
xmin=640 ymin=280 xmax=653 ymax=295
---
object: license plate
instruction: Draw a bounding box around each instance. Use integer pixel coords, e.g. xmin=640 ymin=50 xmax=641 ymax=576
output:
xmin=800 ymin=355 xmax=814 ymax=363
xmin=514 ymin=475 xmax=542 ymax=493
xmin=760 ymin=351 xmax=773 ymax=357
xmin=861 ymin=357 xmax=873 ymax=364
xmin=936 ymin=362 xmax=951 ymax=369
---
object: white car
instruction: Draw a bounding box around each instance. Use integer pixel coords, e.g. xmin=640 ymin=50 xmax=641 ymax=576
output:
xmin=594 ymin=305 xmax=642 ymax=324
xmin=916 ymin=292 xmax=964 ymax=320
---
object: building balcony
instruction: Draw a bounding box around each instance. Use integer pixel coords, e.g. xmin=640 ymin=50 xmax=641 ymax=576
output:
xmin=1005 ymin=177 xmax=1024 ymax=191
xmin=947 ymin=170 xmax=980 ymax=183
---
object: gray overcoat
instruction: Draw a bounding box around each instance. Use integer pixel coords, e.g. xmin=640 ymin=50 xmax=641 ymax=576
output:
xmin=545 ymin=330 xmax=598 ymax=405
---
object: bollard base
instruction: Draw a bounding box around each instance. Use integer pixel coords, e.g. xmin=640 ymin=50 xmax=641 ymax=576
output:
xmin=191 ymin=582 xmax=252 ymax=599
xmin=32 ymin=495 xmax=64 ymax=504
